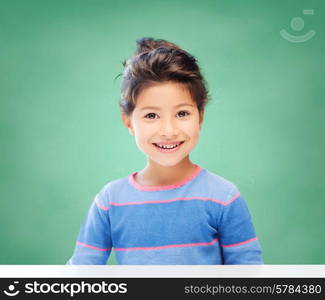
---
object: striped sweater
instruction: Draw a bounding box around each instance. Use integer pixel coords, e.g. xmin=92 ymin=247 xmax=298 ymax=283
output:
xmin=67 ymin=165 xmax=263 ymax=264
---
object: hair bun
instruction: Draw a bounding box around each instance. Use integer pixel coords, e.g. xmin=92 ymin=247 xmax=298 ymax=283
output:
xmin=120 ymin=37 xmax=209 ymax=115
xmin=135 ymin=37 xmax=181 ymax=55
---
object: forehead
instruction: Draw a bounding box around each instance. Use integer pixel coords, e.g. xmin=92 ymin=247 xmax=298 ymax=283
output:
xmin=136 ymin=82 xmax=195 ymax=108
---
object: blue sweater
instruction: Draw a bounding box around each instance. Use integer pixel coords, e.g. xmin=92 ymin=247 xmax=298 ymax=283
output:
xmin=67 ymin=166 xmax=263 ymax=264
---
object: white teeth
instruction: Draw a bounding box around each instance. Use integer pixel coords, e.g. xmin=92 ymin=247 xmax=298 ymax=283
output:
xmin=155 ymin=142 xmax=181 ymax=149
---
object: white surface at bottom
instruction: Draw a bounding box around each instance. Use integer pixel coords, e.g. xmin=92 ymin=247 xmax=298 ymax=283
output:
xmin=0 ymin=265 xmax=324 ymax=278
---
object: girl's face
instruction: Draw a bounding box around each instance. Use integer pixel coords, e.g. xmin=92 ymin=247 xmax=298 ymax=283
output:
xmin=122 ymin=81 xmax=204 ymax=167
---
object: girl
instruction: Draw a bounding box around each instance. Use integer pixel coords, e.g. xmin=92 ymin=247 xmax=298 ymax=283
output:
xmin=67 ymin=37 xmax=263 ymax=264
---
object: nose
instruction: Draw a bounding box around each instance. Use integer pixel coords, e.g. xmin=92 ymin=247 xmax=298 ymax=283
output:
xmin=159 ymin=117 xmax=179 ymax=138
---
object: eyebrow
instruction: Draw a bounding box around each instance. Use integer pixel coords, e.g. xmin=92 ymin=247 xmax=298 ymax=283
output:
xmin=140 ymin=103 xmax=194 ymax=111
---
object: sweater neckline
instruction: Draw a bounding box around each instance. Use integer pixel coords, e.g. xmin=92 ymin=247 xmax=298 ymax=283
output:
xmin=128 ymin=164 xmax=203 ymax=192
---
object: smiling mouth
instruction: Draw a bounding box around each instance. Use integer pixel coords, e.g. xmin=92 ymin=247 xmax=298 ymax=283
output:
xmin=152 ymin=141 xmax=185 ymax=152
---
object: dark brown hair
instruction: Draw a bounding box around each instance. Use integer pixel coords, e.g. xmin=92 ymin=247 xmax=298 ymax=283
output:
xmin=119 ymin=37 xmax=209 ymax=115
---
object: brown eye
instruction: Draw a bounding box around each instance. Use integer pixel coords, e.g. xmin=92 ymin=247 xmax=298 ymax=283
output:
xmin=145 ymin=113 xmax=158 ymax=119
xmin=177 ymin=111 xmax=189 ymax=118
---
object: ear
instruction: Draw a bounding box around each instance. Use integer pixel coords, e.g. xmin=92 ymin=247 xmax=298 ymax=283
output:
xmin=121 ymin=113 xmax=135 ymax=136
xmin=199 ymin=110 xmax=204 ymax=129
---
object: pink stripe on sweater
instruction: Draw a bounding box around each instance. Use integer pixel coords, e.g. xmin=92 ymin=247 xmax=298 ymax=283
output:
xmin=222 ymin=237 xmax=258 ymax=248
xmin=95 ymin=197 xmax=110 ymax=211
xmin=110 ymin=193 xmax=240 ymax=207
xmin=224 ymin=192 xmax=241 ymax=206
xmin=114 ymin=238 xmax=219 ymax=251
xmin=129 ymin=165 xmax=202 ymax=191
xmin=77 ymin=241 xmax=110 ymax=251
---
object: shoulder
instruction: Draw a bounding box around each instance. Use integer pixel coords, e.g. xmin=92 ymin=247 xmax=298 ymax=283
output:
xmin=90 ymin=175 xmax=130 ymax=209
xmin=197 ymin=168 xmax=240 ymax=203
xmin=97 ymin=175 xmax=130 ymax=198
xmin=78 ymin=175 xmax=132 ymax=212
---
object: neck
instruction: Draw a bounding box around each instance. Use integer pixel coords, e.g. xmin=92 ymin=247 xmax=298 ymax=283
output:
xmin=136 ymin=156 xmax=197 ymax=186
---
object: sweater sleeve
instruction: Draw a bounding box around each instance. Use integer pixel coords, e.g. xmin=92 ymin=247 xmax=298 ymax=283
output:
xmin=218 ymin=188 xmax=263 ymax=264
xmin=66 ymin=193 xmax=112 ymax=265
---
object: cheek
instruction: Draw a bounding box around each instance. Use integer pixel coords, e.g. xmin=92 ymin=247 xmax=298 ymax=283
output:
xmin=133 ymin=123 xmax=155 ymax=144
xmin=181 ymin=122 xmax=201 ymax=141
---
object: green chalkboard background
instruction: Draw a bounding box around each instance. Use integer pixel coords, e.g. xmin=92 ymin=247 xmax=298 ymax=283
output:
xmin=1 ymin=0 xmax=324 ymax=264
